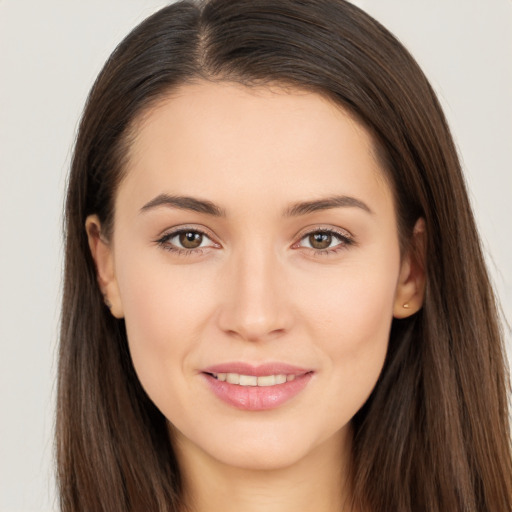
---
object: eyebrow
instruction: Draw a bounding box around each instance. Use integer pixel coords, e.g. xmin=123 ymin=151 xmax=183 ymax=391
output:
xmin=284 ymin=195 xmax=373 ymax=216
xmin=140 ymin=194 xmax=225 ymax=216
xmin=139 ymin=193 xmax=372 ymax=217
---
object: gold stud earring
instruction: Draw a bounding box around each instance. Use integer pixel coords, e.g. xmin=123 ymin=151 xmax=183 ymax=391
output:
xmin=403 ymin=303 xmax=410 ymax=309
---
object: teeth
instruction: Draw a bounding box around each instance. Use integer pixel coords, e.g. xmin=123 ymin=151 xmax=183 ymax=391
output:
xmin=226 ymin=373 xmax=239 ymax=384
xmin=239 ymin=375 xmax=258 ymax=386
xmin=257 ymin=375 xmax=276 ymax=386
xmin=212 ymin=372 xmax=297 ymax=387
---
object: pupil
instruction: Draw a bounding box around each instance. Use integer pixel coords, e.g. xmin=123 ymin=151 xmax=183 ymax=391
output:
xmin=309 ymin=232 xmax=331 ymax=249
xmin=179 ymin=232 xmax=202 ymax=249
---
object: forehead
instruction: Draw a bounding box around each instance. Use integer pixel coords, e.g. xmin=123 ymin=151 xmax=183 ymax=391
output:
xmin=118 ymin=81 xmax=393 ymax=217
xmin=128 ymin=80 xmax=377 ymax=165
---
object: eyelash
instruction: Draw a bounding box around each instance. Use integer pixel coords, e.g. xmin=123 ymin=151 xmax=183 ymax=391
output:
xmin=156 ymin=227 xmax=217 ymax=256
xmin=293 ymin=227 xmax=355 ymax=256
xmin=155 ymin=227 xmax=355 ymax=256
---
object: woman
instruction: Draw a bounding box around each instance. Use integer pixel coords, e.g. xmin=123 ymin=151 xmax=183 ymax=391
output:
xmin=57 ymin=0 xmax=512 ymax=510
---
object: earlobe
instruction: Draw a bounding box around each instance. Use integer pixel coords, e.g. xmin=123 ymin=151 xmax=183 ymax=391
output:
xmin=393 ymin=218 xmax=427 ymax=319
xmin=85 ymin=215 xmax=124 ymax=318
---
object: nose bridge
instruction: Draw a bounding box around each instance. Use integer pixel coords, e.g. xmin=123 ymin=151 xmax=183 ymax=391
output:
xmin=218 ymin=239 xmax=290 ymax=341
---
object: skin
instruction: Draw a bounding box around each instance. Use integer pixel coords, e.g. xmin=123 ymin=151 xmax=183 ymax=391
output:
xmin=87 ymin=82 xmax=425 ymax=512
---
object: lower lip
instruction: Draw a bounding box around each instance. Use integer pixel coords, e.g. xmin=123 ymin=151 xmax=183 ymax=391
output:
xmin=202 ymin=372 xmax=313 ymax=411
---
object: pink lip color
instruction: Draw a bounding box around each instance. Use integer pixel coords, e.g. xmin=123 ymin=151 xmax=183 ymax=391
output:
xmin=201 ymin=362 xmax=313 ymax=411
xmin=203 ymin=362 xmax=310 ymax=377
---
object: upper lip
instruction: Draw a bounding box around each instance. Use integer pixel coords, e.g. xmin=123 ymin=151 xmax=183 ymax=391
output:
xmin=202 ymin=362 xmax=311 ymax=377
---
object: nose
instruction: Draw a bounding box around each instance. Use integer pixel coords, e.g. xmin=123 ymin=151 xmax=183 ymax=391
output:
xmin=216 ymin=245 xmax=293 ymax=342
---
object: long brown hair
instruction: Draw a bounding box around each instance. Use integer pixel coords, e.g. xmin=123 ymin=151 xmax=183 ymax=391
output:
xmin=58 ymin=1 xmax=512 ymax=510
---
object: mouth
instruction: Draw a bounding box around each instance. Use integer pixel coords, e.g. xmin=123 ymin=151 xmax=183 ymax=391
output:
xmin=206 ymin=372 xmax=303 ymax=386
xmin=201 ymin=363 xmax=314 ymax=410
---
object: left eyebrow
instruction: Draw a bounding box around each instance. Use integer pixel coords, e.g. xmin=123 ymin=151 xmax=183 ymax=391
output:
xmin=284 ymin=195 xmax=373 ymax=216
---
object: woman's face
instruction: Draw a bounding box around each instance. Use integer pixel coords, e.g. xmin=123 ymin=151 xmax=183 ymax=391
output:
xmin=89 ymin=82 xmax=421 ymax=471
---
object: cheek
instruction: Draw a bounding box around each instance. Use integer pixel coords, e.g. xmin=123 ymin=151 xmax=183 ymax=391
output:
xmin=114 ymin=252 xmax=213 ymax=398
xmin=300 ymin=255 xmax=399 ymax=415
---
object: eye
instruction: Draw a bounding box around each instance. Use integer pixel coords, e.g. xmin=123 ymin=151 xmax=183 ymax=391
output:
xmin=176 ymin=231 xmax=205 ymax=249
xmin=156 ymin=228 xmax=219 ymax=253
xmin=305 ymin=232 xmax=335 ymax=250
xmin=295 ymin=228 xmax=354 ymax=253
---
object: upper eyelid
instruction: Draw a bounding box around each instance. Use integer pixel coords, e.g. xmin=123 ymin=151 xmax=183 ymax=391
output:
xmin=156 ymin=225 xmax=217 ymax=241
xmin=295 ymin=225 xmax=354 ymax=241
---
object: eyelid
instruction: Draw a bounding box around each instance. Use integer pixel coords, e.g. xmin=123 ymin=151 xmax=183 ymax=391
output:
xmin=291 ymin=225 xmax=356 ymax=252
xmin=155 ymin=225 xmax=221 ymax=252
xmin=293 ymin=225 xmax=354 ymax=242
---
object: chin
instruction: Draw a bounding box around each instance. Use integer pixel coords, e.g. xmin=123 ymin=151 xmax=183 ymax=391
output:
xmin=171 ymin=418 xmax=347 ymax=472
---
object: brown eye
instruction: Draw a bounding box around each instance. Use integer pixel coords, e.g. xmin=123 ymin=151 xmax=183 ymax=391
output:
xmin=157 ymin=228 xmax=219 ymax=254
xmin=179 ymin=231 xmax=203 ymax=249
xmin=295 ymin=229 xmax=353 ymax=253
xmin=308 ymin=232 xmax=332 ymax=250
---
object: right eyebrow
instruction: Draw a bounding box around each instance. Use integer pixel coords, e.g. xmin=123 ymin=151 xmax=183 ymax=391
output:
xmin=139 ymin=194 xmax=225 ymax=217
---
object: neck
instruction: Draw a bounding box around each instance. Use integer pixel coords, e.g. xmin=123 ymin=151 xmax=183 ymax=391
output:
xmin=173 ymin=426 xmax=355 ymax=512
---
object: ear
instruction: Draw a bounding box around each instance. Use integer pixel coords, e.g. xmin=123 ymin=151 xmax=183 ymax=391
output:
xmin=85 ymin=215 xmax=124 ymax=319
xmin=393 ymin=218 xmax=427 ymax=319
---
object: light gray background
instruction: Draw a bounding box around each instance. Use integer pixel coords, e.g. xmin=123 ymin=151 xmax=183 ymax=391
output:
xmin=1 ymin=1 xmax=510 ymax=510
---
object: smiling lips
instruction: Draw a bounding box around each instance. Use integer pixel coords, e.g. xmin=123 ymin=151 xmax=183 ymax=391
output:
xmin=202 ymin=363 xmax=313 ymax=410
xmin=211 ymin=372 xmax=297 ymax=386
